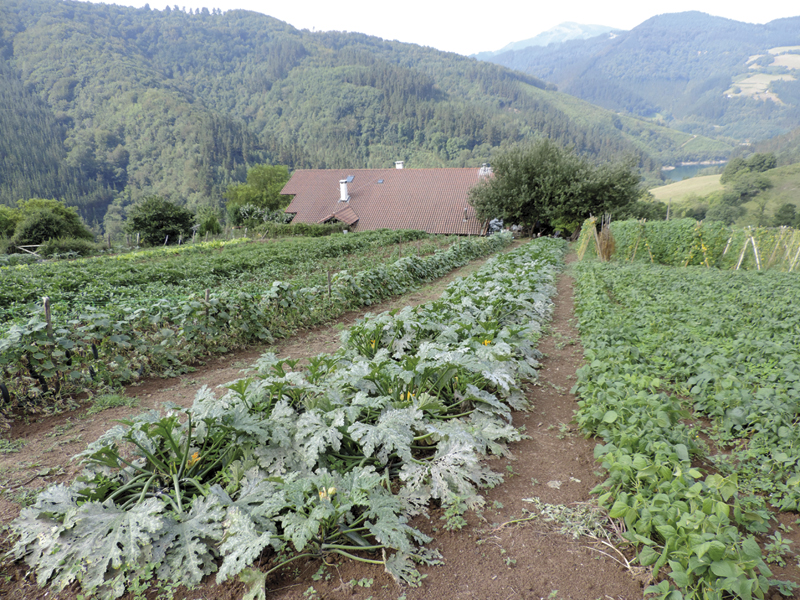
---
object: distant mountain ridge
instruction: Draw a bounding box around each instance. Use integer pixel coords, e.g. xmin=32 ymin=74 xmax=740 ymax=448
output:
xmin=472 ymin=22 xmax=621 ymax=60
xmin=479 ymin=12 xmax=800 ymax=141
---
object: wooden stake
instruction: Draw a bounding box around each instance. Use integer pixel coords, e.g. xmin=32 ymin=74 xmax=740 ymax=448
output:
xmin=722 ymin=237 xmax=732 ymax=256
xmin=43 ymin=296 xmax=53 ymax=339
xmin=327 ymin=271 xmax=332 ymax=299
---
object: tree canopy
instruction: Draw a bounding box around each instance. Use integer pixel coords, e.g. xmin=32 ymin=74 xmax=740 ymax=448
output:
xmin=224 ymin=164 xmax=290 ymax=224
xmin=468 ymin=140 xmax=641 ymax=234
xmin=125 ymin=196 xmax=195 ymax=246
xmin=720 ymin=153 xmax=778 ymax=184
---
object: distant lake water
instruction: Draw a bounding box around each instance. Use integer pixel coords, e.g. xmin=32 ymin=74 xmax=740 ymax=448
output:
xmin=661 ymin=162 xmax=726 ymax=182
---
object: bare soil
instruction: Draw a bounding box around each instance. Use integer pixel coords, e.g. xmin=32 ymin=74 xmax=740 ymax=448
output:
xmin=1 ymin=247 xmax=654 ymax=599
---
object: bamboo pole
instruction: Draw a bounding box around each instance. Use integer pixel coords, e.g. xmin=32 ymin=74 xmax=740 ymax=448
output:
xmin=751 ymin=235 xmax=761 ymax=271
xmin=766 ymin=228 xmax=785 ymax=269
xmin=722 ymin=237 xmax=732 ymax=256
xmin=735 ymin=236 xmax=750 ymax=270
xmin=789 ymin=244 xmax=800 ymax=273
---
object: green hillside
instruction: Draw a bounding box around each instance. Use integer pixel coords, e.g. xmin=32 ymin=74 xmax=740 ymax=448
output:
xmin=482 ymin=12 xmax=800 ymax=142
xmin=748 ymin=162 xmax=800 ymax=212
xmin=648 ymin=162 xmax=800 ymax=226
xmin=0 ymin=0 xmax=731 ymax=227
xmin=650 ymin=174 xmax=723 ymax=203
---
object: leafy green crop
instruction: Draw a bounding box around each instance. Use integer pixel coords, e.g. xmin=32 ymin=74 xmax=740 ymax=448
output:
xmin=573 ymin=260 xmax=800 ymax=599
xmin=9 ymin=237 xmax=566 ymax=598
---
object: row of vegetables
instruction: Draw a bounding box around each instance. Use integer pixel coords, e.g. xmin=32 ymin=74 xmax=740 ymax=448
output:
xmin=573 ymin=260 xmax=799 ymax=599
xmin=0 ymin=230 xmax=434 ymax=317
xmin=0 ymin=232 xmax=507 ymax=416
xmin=9 ymin=237 xmax=566 ymax=599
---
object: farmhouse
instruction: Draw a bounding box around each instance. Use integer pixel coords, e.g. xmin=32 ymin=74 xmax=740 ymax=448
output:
xmin=281 ymin=163 xmax=492 ymax=235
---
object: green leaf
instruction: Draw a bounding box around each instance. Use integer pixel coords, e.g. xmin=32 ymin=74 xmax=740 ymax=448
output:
xmin=710 ymin=560 xmax=740 ymax=579
xmin=639 ymin=545 xmax=659 ymax=566
xmin=239 ymin=567 xmax=267 ymax=600
xmin=156 ymin=496 xmax=225 ymax=586
xmin=217 ymin=506 xmax=274 ymax=583
xmin=602 ymin=410 xmax=618 ymax=423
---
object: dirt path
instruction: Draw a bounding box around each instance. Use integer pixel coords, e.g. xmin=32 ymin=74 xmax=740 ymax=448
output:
xmin=0 ymin=249 xmax=650 ymax=600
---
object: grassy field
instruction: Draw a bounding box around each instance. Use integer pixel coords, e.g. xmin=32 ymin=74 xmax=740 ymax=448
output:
xmin=650 ymin=174 xmax=722 ymax=203
xmin=649 ymin=163 xmax=800 ymax=224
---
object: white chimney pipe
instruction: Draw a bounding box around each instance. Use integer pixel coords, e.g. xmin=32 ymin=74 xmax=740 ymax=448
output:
xmin=339 ymin=179 xmax=349 ymax=201
xmin=395 ymin=161 xmax=404 ymax=169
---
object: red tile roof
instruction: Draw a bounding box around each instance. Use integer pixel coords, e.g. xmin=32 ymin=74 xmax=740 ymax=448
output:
xmin=318 ymin=205 xmax=360 ymax=226
xmin=282 ymin=168 xmax=488 ymax=235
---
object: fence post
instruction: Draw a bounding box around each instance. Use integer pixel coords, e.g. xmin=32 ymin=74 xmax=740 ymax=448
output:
xmin=327 ymin=271 xmax=332 ymax=299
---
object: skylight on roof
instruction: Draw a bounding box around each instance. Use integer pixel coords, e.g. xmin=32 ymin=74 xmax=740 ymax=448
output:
xmin=377 ymin=179 xmax=384 ymax=184
xmin=345 ymin=175 xmax=354 ymax=183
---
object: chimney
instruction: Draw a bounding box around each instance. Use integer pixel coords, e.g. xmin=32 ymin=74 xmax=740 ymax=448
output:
xmin=394 ymin=161 xmax=404 ymax=169
xmin=339 ymin=179 xmax=349 ymax=202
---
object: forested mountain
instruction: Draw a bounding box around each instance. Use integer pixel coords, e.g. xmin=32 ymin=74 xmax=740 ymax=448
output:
xmin=0 ymin=1 xmax=731 ymax=226
xmin=481 ymin=12 xmax=800 ymax=142
xmin=754 ymin=126 xmax=800 ymax=165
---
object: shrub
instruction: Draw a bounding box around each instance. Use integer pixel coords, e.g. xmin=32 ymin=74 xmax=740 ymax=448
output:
xmin=9 ymin=199 xmax=94 ymax=248
xmin=39 ymin=237 xmax=102 ymax=259
xmin=256 ymin=221 xmax=347 ymax=237
xmin=0 ymin=253 xmax=39 ymax=267
xmin=197 ymin=208 xmax=223 ymax=237
xmin=706 ymin=204 xmax=745 ymax=225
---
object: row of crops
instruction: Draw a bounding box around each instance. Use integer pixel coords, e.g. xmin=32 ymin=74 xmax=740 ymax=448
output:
xmin=9 ymin=237 xmax=567 ymax=600
xmin=0 ymin=232 xmax=510 ymax=415
xmin=573 ymin=260 xmax=800 ymax=599
xmin=577 ymin=218 xmax=800 ymax=271
xmin=0 ymin=229 xmax=438 ymax=316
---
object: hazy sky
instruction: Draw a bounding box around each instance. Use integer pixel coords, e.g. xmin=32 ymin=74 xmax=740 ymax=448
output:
xmin=88 ymin=0 xmax=798 ymax=55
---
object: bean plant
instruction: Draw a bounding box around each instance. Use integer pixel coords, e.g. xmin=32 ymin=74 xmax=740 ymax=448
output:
xmin=573 ymin=260 xmax=799 ymax=599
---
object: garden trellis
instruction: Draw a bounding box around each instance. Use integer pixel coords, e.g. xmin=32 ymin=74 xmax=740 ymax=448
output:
xmin=577 ymin=218 xmax=800 ymax=271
